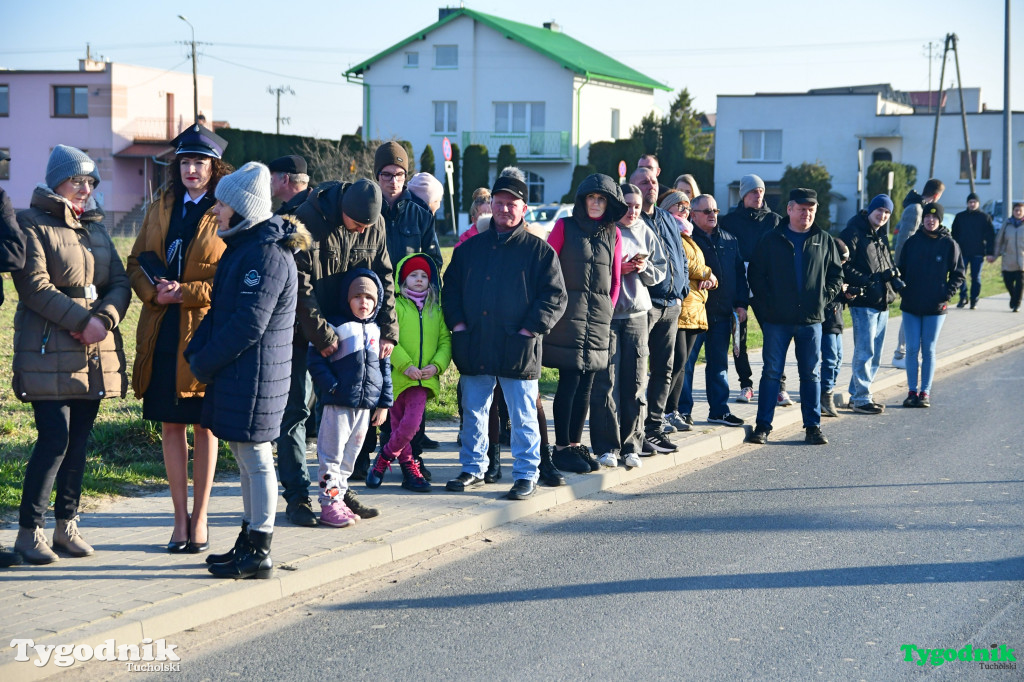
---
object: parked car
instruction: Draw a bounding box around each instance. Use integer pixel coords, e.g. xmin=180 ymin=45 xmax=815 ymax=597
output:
xmin=525 ymin=203 xmax=572 ymax=237
xmin=982 ymin=198 xmax=1023 ymax=233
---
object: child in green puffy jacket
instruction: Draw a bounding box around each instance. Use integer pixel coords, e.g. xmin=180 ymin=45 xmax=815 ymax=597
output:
xmin=366 ymin=253 xmax=451 ymax=492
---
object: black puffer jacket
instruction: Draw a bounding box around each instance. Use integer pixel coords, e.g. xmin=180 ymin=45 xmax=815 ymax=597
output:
xmin=543 ymin=174 xmax=625 ymax=372
xmin=382 ymin=189 xmax=442 ymax=271
xmin=897 ymin=227 xmax=966 ymax=316
xmin=719 ymin=201 xmax=782 ymax=262
xmin=186 ymin=216 xmax=307 ymax=443
xmin=951 ymin=209 xmax=996 ymax=258
xmin=442 ymin=222 xmax=566 ymax=380
xmin=690 ymin=225 xmax=748 ymax=322
xmin=840 ymin=211 xmax=897 ymax=311
xmin=747 ymin=222 xmax=844 ymax=326
xmin=293 ymin=181 xmax=398 ymax=345
xmin=0 ymin=187 xmax=25 ymax=307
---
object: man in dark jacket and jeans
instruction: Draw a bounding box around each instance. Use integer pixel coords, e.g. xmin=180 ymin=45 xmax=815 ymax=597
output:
xmin=951 ymin=192 xmax=996 ymax=309
xmin=630 ymin=167 xmax=689 ymax=453
xmin=718 ymin=173 xmax=786 ymax=406
xmin=746 ymin=189 xmax=844 ymax=446
xmin=840 ymin=194 xmax=897 ymax=415
xmin=442 ymin=173 xmax=567 ymax=500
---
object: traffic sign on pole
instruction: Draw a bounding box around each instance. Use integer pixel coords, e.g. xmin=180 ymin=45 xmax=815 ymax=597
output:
xmin=442 ymin=137 xmax=453 ymax=162
xmin=618 ymin=160 xmax=627 ymax=183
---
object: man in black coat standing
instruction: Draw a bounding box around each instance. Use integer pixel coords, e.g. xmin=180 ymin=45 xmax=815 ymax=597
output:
xmin=951 ymin=192 xmax=996 ymax=309
xmin=442 ymin=173 xmax=566 ymax=500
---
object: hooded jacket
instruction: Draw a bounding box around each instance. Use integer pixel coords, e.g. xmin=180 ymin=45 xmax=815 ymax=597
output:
xmin=128 ymin=190 xmax=226 ymax=399
xmin=719 ymin=201 xmax=782 ymax=262
xmin=306 ymin=268 xmax=393 ymax=410
xmin=381 ymin=189 xmax=443 ymax=271
xmin=0 ymin=187 xmax=25 ymax=307
xmin=12 ymin=186 xmax=130 ymax=402
xmin=951 ymin=208 xmax=996 ymax=258
xmin=614 ymin=217 xmax=666 ymax=319
xmin=442 ymin=221 xmax=566 ymax=380
xmin=747 ymin=221 xmax=844 ymax=326
xmin=995 ymin=216 xmax=1024 ymax=272
xmin=543 ymin=174 xmax=624 ymax=372
xmin=185 ymin=215 xmax=309 ymax=442
xmin=642 ymin=206 xmax=689 ymax=307
xmin=839 ymin=211 xmax=897 ymax=311
xmin=897 ymin=226 xmax=966 ymax=316
xmin=293 ymin=180 xmax=398 ymax=346
xmin=390 ymin=253 xmax=451 ymax=400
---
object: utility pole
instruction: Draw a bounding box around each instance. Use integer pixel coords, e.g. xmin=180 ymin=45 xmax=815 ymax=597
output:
xmin=928 ymin=35 xmax=949 ymax=178
xmin=950 ymin=34 xmax=976 ymax=194
xmin=923 ymin=41 xmax=939 ymax=112
xmin=267 ymin=85 xmax=294 ymax=135
xmin=177 ymin=15 xmax=199 ymax=125
xmin=1003 ymin=0 xmax=1013 ymax=222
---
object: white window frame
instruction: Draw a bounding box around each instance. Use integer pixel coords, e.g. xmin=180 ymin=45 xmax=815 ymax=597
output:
xmin=739 ymin=129 xmax=782 ymax=162
xmin=493 ymin=102 xmax=545 ymax=134
xmin=433 ymin=101 xmax=457 ymax=134
xmin=960 ymin=149 xmax=992 ymax=182
xmin=434 ymin=45 xmax=458 ymax=69
xmin=405 ymin=52 xmax=419 ymax=68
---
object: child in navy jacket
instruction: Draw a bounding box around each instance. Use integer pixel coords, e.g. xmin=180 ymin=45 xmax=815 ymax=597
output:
xmin=307 ymin=269 xmax=393 ymax=527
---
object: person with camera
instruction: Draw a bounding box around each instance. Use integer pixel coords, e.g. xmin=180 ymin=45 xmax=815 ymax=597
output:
xmin=839 ymin=194 xmax=899 ymax=415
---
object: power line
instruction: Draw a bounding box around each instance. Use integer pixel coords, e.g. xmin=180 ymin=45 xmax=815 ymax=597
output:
xmin=202 ymin=53 xmax=347 ymax=85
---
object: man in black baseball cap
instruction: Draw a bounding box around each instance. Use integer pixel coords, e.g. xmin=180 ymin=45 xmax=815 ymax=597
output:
xmin=441 ymin=167 xmax=567 ymax=500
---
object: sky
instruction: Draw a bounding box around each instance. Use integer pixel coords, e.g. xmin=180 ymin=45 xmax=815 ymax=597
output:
xmin=2 ymin=0 xmax=1020 ymax=140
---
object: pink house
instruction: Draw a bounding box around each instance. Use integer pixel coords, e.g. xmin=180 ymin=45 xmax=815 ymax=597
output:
xmin=0 ymin=58 xmax=213 ymax=232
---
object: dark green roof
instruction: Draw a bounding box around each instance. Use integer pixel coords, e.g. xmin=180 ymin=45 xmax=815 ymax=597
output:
xmin=345 ymin=8 xmax=669 ymax=91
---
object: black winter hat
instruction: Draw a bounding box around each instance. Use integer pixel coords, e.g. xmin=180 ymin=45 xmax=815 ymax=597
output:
xmin=966 ymin=192 xmax=980 ymax=203
xmin=922 ymin=202 xmax=944 ymax=223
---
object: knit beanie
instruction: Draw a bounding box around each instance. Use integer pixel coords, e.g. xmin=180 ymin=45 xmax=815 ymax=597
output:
xmin=348 ymin=275 xmax=378 ymax=304
xmin=659 ymin=190 xmax=689 ymax=212
xmin=408 ymin=172 xmax=443 ymax=207
xmin=214 ymin=162 xmax=274 ymax=234
xmin=739 ymin=174 xmax=764 ymax=199
xmin=400 ymin=255 xmax=432 ymax=283
xmin=342 ymin=179 xmax=383 ymax=225
xmin=46 ymin=144 xmax=100 ymax=190
xmin=922 ymin=202 xmax=944 ymax=223
xmin=867 ymin=194 xmax=894 ymax=214
xmin=374 ymin=141 xmax=409 ymax=177
xmin=966 ymin=192 xmax=980 ymax=203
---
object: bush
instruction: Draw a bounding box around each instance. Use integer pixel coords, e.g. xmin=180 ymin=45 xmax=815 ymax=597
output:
xmin=420 ymin=145 xmax=436 ymax=176
xmin=462 ymin=144 xmax=490 ymax=210
xmin=867 ymin=161 xmax=917 ymax=225
xmin=561 ymin=164 xmax=596 ymax=203
xmin=496 ymin=144 xmax=518 ymax=172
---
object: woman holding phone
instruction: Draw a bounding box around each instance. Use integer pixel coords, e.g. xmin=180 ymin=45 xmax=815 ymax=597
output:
xmin=127 ymin=125 xmax=231 ymax=553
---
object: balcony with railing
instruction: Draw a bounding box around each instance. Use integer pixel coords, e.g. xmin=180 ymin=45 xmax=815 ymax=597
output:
xmin=460 ymin=131 xmax=570 ymax=161
xmin=116 ymin=117 xmax=190 ymax=143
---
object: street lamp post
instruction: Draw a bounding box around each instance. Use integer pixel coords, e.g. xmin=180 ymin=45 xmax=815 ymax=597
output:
xmin=178 ymin=15 xmax=198 ymax=125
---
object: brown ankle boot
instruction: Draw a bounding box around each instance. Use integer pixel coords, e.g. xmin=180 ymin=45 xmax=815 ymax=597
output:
xmin=15 ymin=526 xmax=59 ymax=565
xmin=53 ymin=516 xmax=94 ymax=557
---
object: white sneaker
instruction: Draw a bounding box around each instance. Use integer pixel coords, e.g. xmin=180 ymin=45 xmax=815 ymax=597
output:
xmin=777 ymin=390 xmax=794 ymax=407
xmin=892 ymin=355 xmax=906 ymax=369
xmin=598 ymin=451 xmax=618 ymax=468
xmin=623 ymin=452 xmax=642 ymax=469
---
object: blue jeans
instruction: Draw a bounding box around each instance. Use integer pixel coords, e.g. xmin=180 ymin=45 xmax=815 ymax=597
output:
xmin=274 ymin=341 xmax=312 ymax=504
xmin=459 ymin=375 xmax=540 ymax=481
xmin=676 ymin=338 xmax=700 ymax=417
xmin=848 ymin=306 xmax=889 ymax=405
xmin=902 ymin=313 xmax=946 ymax=393
xmin=821 ymin=333 xmax=843 ymax=393
xmin=679 ymin=316 xmax=732 ymax=419
xmin=959 ymin=255 xmax=985 ymax=303
xmin=757 ymin=322 xmax=822 ymax=429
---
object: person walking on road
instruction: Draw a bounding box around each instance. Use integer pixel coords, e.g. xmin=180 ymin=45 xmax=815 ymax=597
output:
xmin=951 ymin=192 xmax=996 ymax=309
xmin=992 ymin=202 xmax=1024 ymax=312
xmin=896 ymin=203 xmax=965 ymax=408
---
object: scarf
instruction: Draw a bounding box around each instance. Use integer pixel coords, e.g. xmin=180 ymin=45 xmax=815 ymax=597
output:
xmin=402 ymin=286 xmax=428 ymax=310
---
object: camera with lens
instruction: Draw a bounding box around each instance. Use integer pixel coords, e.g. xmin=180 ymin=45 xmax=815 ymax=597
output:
xmin=846 ymin=285 xmax=863 ymax=297
xmin=883 ymin=267 xmax=907 ymax=293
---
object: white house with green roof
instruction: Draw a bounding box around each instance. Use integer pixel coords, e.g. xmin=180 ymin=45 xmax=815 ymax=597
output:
xmin=344 ymin=7 xmax=668 ymax=206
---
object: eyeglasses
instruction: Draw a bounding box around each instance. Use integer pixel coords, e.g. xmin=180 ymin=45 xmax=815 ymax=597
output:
xmin=379 ymin=171 xmax=406 ymax=182
xmin=68 ymin=176 xmax=96 ymax=190
xmin=696 ymin=208 xmax=720 ymax=215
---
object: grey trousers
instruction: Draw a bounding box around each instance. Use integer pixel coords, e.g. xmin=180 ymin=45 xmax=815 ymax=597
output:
xmin=317 ymin=405 xmax=370 ymax=504
xmin=229 ymin=441 xmax=277 ymax=533
xmin=590 ymin=314 xmax=649 ymax=456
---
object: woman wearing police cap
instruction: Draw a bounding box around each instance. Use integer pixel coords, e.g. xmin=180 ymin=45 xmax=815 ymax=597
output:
xmin=127 ymin=124 xmax=232 ymax=553
xmin=11 ymin=145 xmax=130 ymax=565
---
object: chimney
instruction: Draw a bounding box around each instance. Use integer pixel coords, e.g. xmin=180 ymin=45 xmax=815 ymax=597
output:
xmin=439 ymin=7 xmax=459 ymax=21
xmin=543 ymin=21 xmax=561 ymax=32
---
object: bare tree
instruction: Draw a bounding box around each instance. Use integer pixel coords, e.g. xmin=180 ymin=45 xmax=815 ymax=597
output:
xmin=298 ymin=137 xmax=378 ymax=185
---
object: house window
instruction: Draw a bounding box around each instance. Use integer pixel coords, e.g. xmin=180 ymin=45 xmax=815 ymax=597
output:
xmin=0 ymin=85 xmax=8 ymax=116
xmin=611 ymin=109 xmax=620 ymax=139
xmin=434 ymin=45 xmax=458 ymax=68
xmin=405 ymin=52 xmax=419 ymax=67
xmin=494 ymin=102 xmax=545 ymax=133
xmin=960 ymin=149 xmax=991 ymax=181
xmin=54 ymin=85 xmax=88 ymax=117
xmin=740 ymin=130 xmax=782 ymax=161
xmin=434 ymin=101 xmax=457 ymax=133
xmin=0 ymin=148 xmax=8 ymax=180
xmin=872 ymin=148 xmax=892 ymax=163
xmin=525 ymin=170 xmax=544 ymax=204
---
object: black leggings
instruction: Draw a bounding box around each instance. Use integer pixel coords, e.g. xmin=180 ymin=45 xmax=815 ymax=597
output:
xmin=667 ymin=328 xmax=703 ymax=410
xmin=552 ymin=369 xmax=595 ymax=446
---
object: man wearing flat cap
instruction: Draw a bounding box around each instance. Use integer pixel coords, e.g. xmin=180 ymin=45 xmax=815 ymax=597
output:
xmin=441 ymin=171 xmax=567 ymax=500
xmin=746 ymin=188 xmax=844 ymax=446
xmin=292 ymin=176 xmax=396 ymax=520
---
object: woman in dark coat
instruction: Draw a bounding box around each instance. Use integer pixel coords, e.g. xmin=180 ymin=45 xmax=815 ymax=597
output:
xmin=127 ymin=125 xmax=231 ymax=553
xmin=12 ymin=145 xmax=130 ymax=564
xmin=544 ymin=174 xmax=624 ymax=473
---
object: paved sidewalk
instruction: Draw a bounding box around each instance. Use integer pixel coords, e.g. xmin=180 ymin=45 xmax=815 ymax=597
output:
xmin=2 ymin=293 xmax=1022 ymax=680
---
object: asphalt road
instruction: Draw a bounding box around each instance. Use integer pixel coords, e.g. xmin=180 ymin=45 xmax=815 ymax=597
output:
xmin=158 ymin=347 xmax=1024 ymax=681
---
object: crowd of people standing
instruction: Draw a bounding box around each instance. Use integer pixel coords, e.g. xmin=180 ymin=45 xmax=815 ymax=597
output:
xmin=0 ymin=135 xmax=1020 ymax=574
